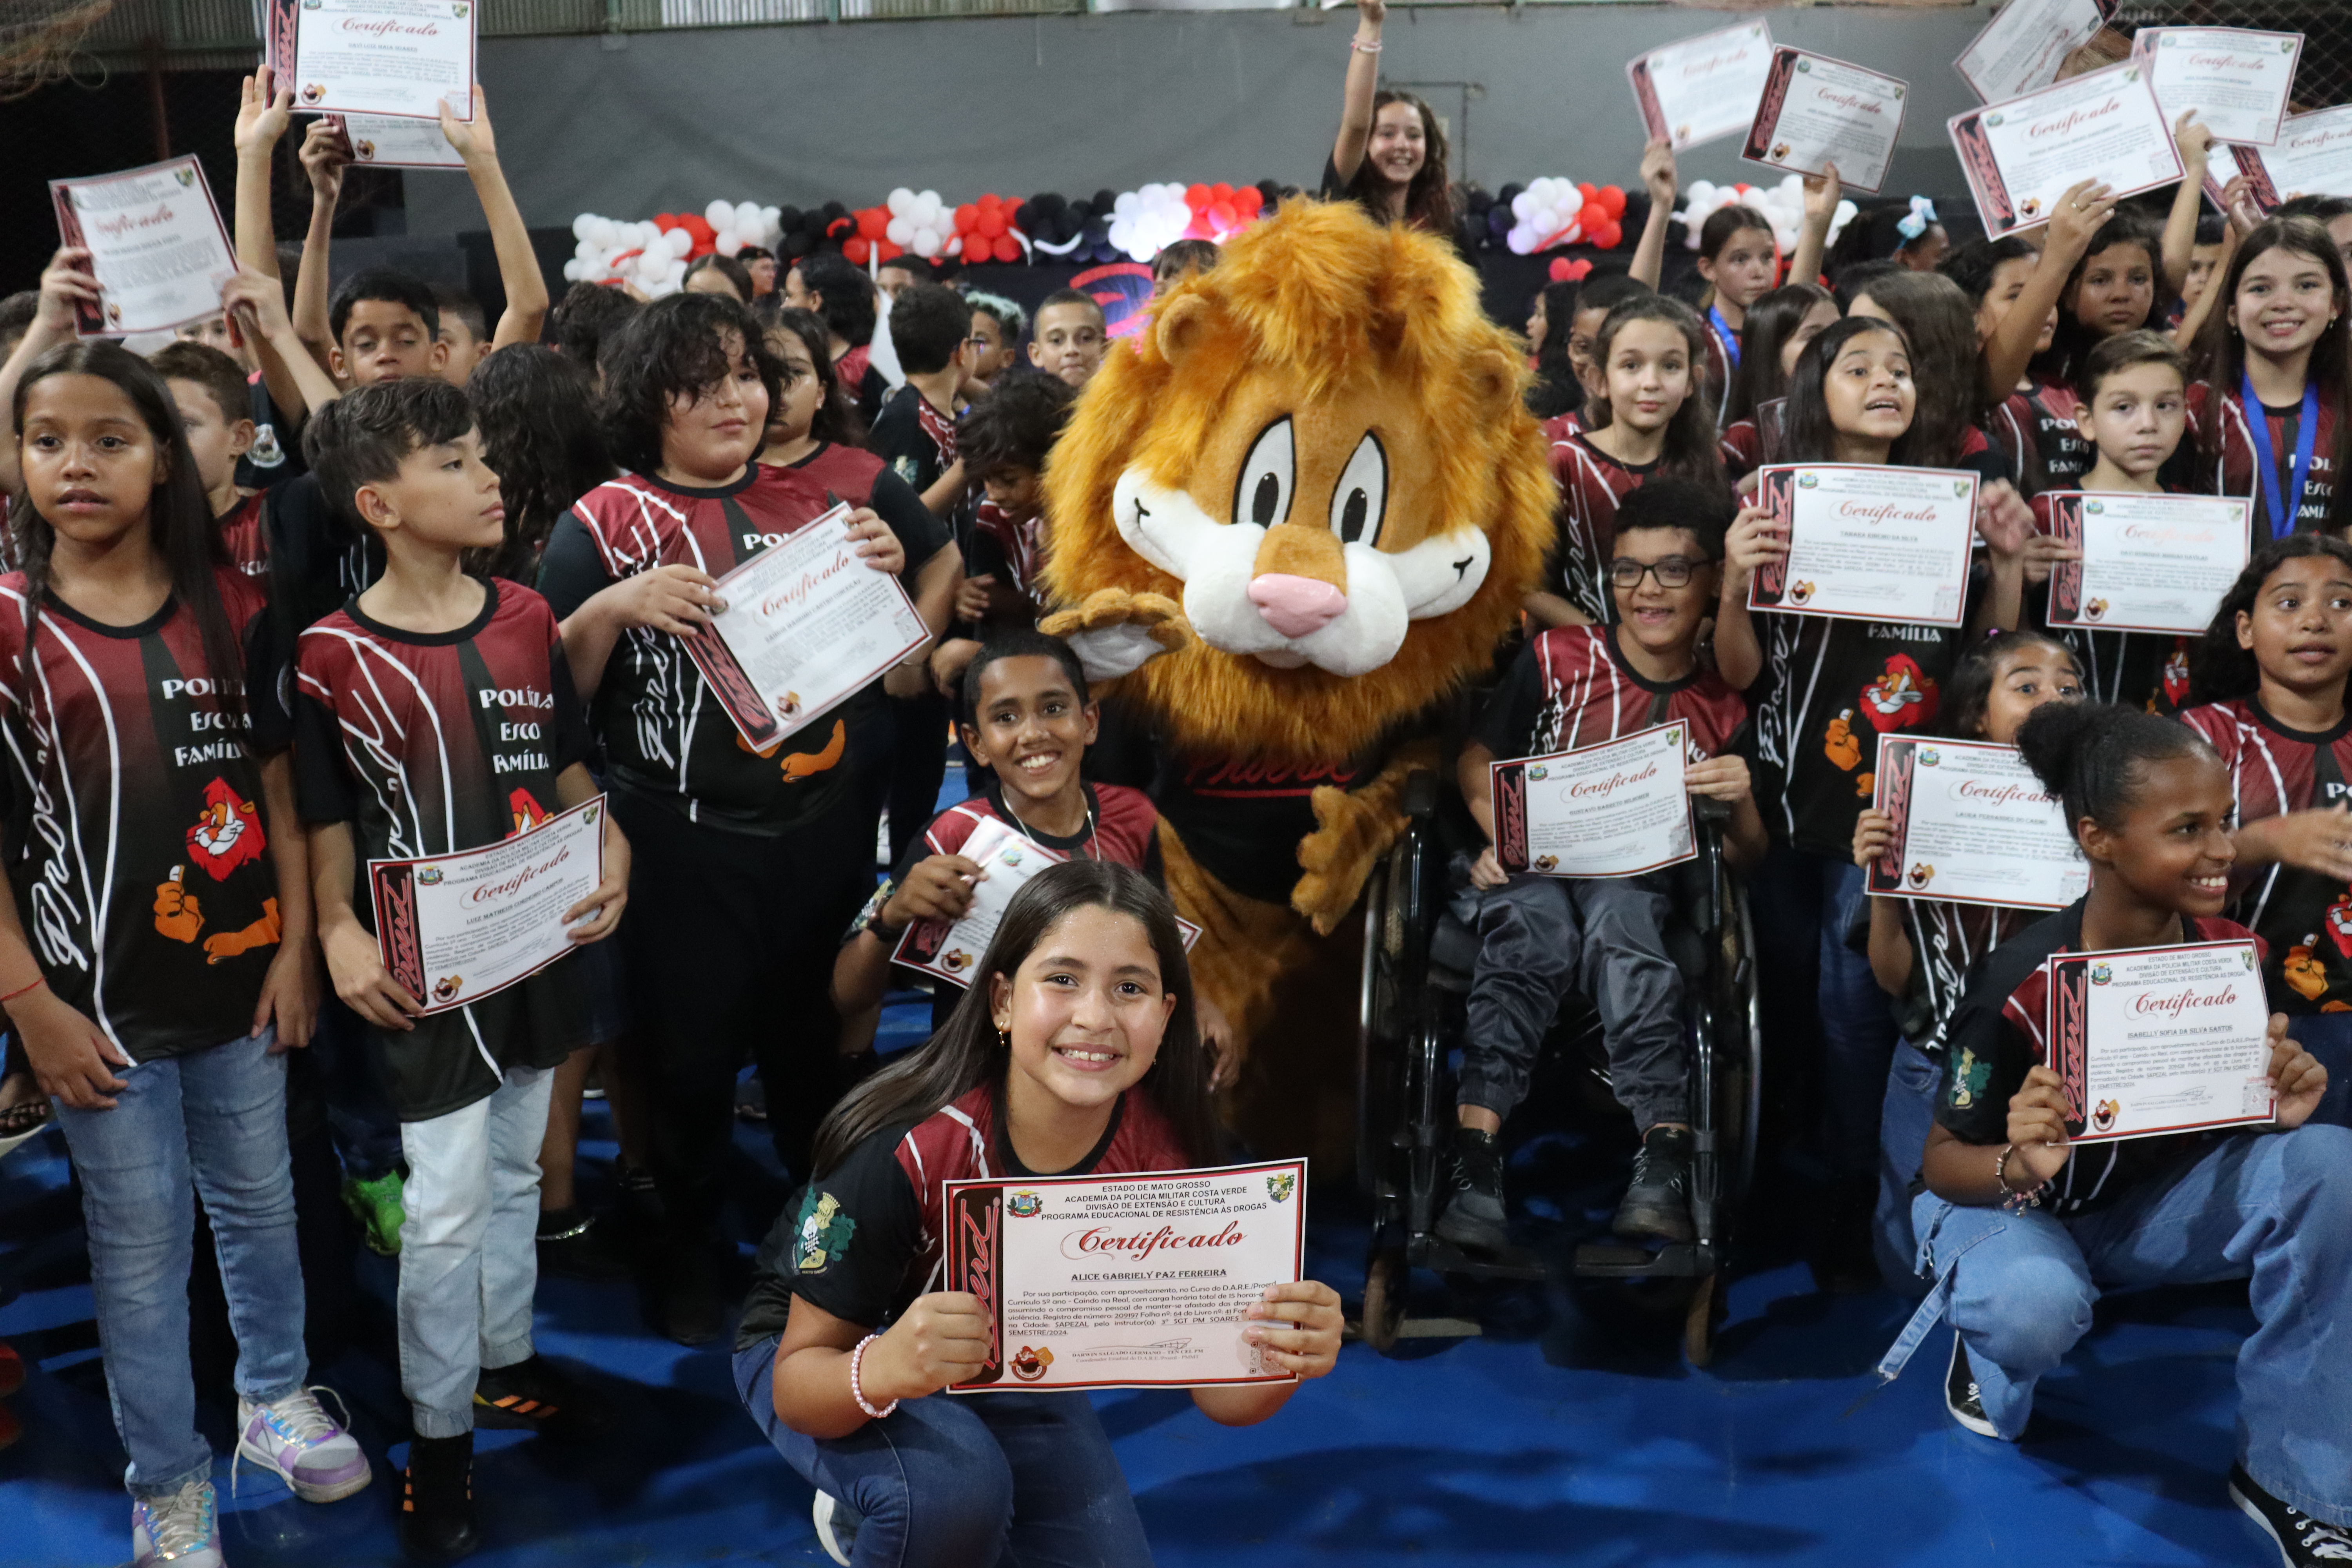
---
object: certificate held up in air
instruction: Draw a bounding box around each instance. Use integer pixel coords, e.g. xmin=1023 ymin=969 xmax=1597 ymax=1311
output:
xmin=49 ymin=158 xmax=238 ymax=337
xmin=1742 ymin=47 xmax=1909 ymax=195
xmin=1628 ymin=22 xmax=1777 ymax=153
xmin=1947 ymin=62 xmax=2183 ymax=238
xmin=265 ymin=0 xmax=477 ymax=122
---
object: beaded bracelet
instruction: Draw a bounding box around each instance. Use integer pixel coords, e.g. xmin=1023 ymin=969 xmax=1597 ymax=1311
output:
xmin=1995 ymin=1143 xmax=2048 ymax=1212
xmin=849 ymin=1334 xmax=898 ymax=1421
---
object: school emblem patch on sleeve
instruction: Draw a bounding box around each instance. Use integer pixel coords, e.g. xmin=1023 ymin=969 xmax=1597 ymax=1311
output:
xmin=1949 ymin=1047 xmax=1989 ymax=1111
xmin=794 ymin=1191 xmax=857 ymax=1274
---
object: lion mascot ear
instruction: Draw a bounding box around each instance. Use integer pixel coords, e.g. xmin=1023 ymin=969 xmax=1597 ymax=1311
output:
xmin=1463 ymin=344 xmax=1519 ymax=428
xmin=1156 ymin=292 xmax=1215 ymax=368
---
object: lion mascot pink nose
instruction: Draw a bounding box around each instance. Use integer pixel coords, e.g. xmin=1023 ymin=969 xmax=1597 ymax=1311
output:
xmin=1247 ymin=574 xmax=1348 ymax=638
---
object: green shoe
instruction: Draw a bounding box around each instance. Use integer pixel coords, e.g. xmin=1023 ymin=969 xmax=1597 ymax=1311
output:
xmin=341 ymin=1170 xmax=405 ymax=1256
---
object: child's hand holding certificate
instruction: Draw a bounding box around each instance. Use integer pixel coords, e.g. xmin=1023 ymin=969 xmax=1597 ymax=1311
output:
xmin=2043 ymin=493 xmax=2249 ymax=635
xmin=1742 ymin=47 xmax=1909 ymax=194
xmin=1490 ymin=726 xmax=1695 ymax=880
xmin=1746 ymin=465 xmax=1978 ymax=627
xmin=49 ymin=158 xmax=238 ymax=336
xmin=1867 ymin=736 xmax=2087 ymax=910
xmin=2046 ymin=941 xmax=2275 ymax=1142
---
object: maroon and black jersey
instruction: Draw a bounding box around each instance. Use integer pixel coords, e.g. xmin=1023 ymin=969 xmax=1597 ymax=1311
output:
xmin=868 ymin=385 xmax=959 ymax=499
xmin=1720 ymin=419 xmax=1762 ymax=483
xmin=293 ymin=579 xmax=592 ymax=1120
xmin=967 ymin=500 xmax=1045 ymax=601
xmin=778 ymin=440 xmax=951 ymax=582
xmin=0 ymin=569 xmax=280 ymax=1062
xmin=1154 ymin=748 xmax=1376 ymax=908
xmin=538 ymin=463 xmax=905 ymax=836
xmin=2027 ymin=490 xmax=2189 ymax=711
xmin=2177 ymin=699 xmax=2352 ymax=1014
xmin=1938 ymin=902 xmax=2264 ymax=1215
xmin=1478 ymin=623 xmax=1747 ymax=763
xmin=1986 ymin=385 xmax=2093 ymax=499
xmin=1539 ymin=410 xmax=1585 ymax=445
xmin=739 ymin=1081 xmax=1193 ymax=1347
xmin=1548 ymin=432 xmax=1659 ymax=623
xmin=216 ymin=491 xmax=269 ymax=581
xmin=2185 ymin=382 xmax=2344 ymax=541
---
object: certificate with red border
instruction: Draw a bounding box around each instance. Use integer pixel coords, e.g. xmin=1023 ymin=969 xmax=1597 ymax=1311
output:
xmin=48 ymin=158 xmax=236 ymax=336
xmin=1953 ymin=0 xmax=2113 ymax=106
xmin=2137 ymin=27 xmax=2301 ymax=149
xmin=944 ymin=1160 xmax=1307 ymax=1393
xmin=265 ymin=0 xmax=475 ymax=122
xmin=335 ymin=112 xmax=465 ymax=169
xmin=368 ymin=795 xmax=605 ymax=1016
xmin=2046 ymin=940 xmax=2274 ymax=1143
xmin=1746 ymin=464 xmax=1977 ymax=628
xmin=2042 ymin=491 xmax=2248 ymax=636
xmin=1490 ymin=725 xmax=1695 ymax=880
xmin=1947 ymin=62 xmax=2183 ymax=238
xmin=1867 ymin=736 xmax=2086 ymax=911
xmin=1741 ymin=47 xmax=1908 ymax=195
xmin=2206 ymin=105 xmax=2352 ymax=215
xmin=1628 ymin=21 xmax=1776 ymax=153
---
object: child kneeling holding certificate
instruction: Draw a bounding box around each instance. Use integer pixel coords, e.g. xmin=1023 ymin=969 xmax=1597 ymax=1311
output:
xmin=739 ymin=860 xmax=1341 ymax=1568
xmin=1887 ymin=701 xmax=2352 ymax=1564
xmin=296 ymin=381 xmax=630 ymax=1561
xmin=1445 ymin=480 xmax=1765 ymax=1252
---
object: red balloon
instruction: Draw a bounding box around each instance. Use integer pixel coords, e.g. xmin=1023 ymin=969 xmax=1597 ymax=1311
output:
xmin=857 ymin=207 xmax=889 ymax=241
xmin=1592 ymin=220 xmax=1623 ymax=250
xmin=1180 ymin=183 xmax=1207 ymax=211
xmin=1577 ymin=183 xmax=1597 ymax=203
xmin=653 ymin=212 xmax=677 ymax=229
xmin=844 ymin=236 xmax=870 ymax=264
xmin=877 ymin=239 xmax=903 ymax=263
xmin=978 ymin=192 xmax=1002 ymax=210
xmin=1209 ymin=201 xmax=1239 ymax=232
xmin=1210 ymin=182 xmax=1233 ymax=203
xmin=1597 ymin=185 xmax=1627 ymax=220
xmin=1235 ymin=186 xmax=1264 ymax=216
xmin=1579 ymin=200 xmax=1607 ymax=230
xmin=976 ymin=209 xmax=1006 ymax=238
xmin=681 ymin=216 xmax=716 ymax=246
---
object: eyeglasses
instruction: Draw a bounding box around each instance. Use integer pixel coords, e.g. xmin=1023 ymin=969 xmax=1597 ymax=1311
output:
xmin=1608 ymin=557 xmax=1700 ymax=590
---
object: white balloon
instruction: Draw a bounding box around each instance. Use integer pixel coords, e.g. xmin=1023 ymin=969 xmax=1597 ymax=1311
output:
xmin=886 ymin=216 xmax=913 ymax=247
xmin=563 ymin=258 xmax=584 ymax=281
xmin=911 ymin=229 xmax=941 ymax=259
xmin=670 ymin=228 xmax=696 ymax=258
xmin=887 ymin=187 xmax=915 ymax=218
xmin=716 ymin=230 xmax=742 ymax=257
xmin=667 ymin=257 xmax=686 ymax=281
xmin=572 ymin=214 xmax=596 ymax=242
xmin=704 ymin=200 xmax=733 ymax=230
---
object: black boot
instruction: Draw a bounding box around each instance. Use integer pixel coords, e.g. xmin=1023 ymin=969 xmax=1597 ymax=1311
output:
xmin=1613 ymin=1125 xmax=1695 ymax=1243
xmin=401 ymin=1432 xmax=478 ymax=1562
xmin=1433 ymin=1125 xmax=1508 ymax=1254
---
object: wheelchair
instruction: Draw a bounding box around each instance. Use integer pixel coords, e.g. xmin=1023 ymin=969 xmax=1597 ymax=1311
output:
xmin=1354 ymin=770 xmax=1763 ymax=1365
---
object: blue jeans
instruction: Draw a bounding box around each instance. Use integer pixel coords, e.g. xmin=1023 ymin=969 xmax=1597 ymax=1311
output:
xmin=1749 ymin=845 xmax=1898 ymax=1179
xmin=51 ymin=1029 xmax=308 ymax=1498
xmin=1874 ymin=1040 xmax=1942 ymax=1297
xmin=732 ymin=1334 xmax=1155 ymax=1568
xmin=397 ymin=1064 xmax=552 ymax=1437
xmin=1910 ymin=1125 xmax=2352 ymax=1524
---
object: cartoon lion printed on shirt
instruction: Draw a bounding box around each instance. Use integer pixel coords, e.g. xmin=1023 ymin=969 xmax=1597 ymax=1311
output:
xmin=1038 ymin=200 xmax=1552 ymax=1160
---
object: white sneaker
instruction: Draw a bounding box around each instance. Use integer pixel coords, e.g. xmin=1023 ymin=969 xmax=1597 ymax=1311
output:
xmin=132 ymin=1477 xmax=224 ymax=1567
xmin=234 ymin=1387 xmax=372 ymax=1502
xmin=813 ymin=1490 xmax=859 ymax=1565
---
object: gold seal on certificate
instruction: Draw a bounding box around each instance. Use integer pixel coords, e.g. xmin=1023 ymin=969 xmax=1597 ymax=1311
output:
xmin=48 ymin=158 xmax=237 ymax=337
xmin=2047 ymin=941 xmax=2274 ymax=1143
xmin=1742 ymin=48 xmax=1909 ymax=195
xmin=337 ymin=113 xmax=465 ymax=169
xmin=1953 ymin=0 xmax=2114 ymax=107
xmin=266 ymin=0 xmax=476 ymax=122
xmin=1627 ymin=22 xmax=1777 ymax=153
xmin=1947 ymin=62 xmax=2184 ymax=239
xmin=685 ymin=503 xmax=929 ymax=753
xmin=944 ymin=1160 xmax=1307 ymax=1393
xmin=1747 ymin=465 xmax=1978 ymax=628
xmin=1867 ymin=736 xmax=2087 ymax=910
xmin=2138 ymin=28 xmax=2301 ymax=149
xmin=2043 ymin=492 xmax=2250 ymax=636
xmin=367 ymin=796 xmax=605 ymax=1016
xmin=1490 ymin=725 xmax=1694 ymax=880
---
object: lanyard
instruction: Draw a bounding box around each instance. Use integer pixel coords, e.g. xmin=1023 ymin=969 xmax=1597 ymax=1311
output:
xmin=1708 ymin=305 xmax=1742 ymax=371
xmin=2243 ymin=374 xmax=2319 ymax=541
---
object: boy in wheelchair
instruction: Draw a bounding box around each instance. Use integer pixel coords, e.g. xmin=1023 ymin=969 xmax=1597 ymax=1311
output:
xmin=1442 ymin=480 xmax=1766 ymax=1252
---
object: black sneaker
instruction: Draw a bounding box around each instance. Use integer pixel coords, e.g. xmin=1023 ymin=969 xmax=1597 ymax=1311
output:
xmin=654 ymin=1243 xmax=729 ymax=1347
xmin=473 ymin=1356 xmax=608 ymax=1437
xmin=1432 ymin=1126 xmax=1508 ymax=1254
xmin=1612 ymin=1125 xmax=1695 ymax=1243
xmin=1945 ymin=1335 xmax=2005 ymax=1440
xmin=535 ymin=1207 xmax=632 ymax=1281
xmin=400 ymin=1432 xmax=478 ymax=1562
xmin=2233 ymin=1463 xmax=2352 ymax=1565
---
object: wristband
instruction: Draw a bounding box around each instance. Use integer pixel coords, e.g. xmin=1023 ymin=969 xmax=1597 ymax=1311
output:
xmin=1350 ymin=36 xmax=1382 ymax=52
xmin=0 ymin=976 xmax=46 ymax=1006
xmin=849 ymin=1334 xmax=899 ymax=1420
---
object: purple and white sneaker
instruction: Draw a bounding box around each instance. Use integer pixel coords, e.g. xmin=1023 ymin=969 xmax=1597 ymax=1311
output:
xmin=132 ymin=1477 xmax=224 ymax=1567
xmin=234 ymin=1387 xmax=372 ymax=1503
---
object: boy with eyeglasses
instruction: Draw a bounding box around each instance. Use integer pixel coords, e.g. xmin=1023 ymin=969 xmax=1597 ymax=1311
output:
xmin=1441 ymin=478 xmax=1765 ymax=1252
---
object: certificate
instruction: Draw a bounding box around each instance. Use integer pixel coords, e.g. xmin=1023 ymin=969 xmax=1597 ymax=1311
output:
xmin=2046 ymin=940 xmax=2274 ymax=1143
xmin=1490 ymin=725 xmax=1694 ymax=880
xmin=2213 ymin=106 xmax=2352 ymax=213
xmin=2043 ymin=492 xmax=2249 ymax=635
xmin=1867 ymin=736 xmax=2087 ymax=910
xmin=1947 ymin=63 xmax=2184 ymax=238
xmin=368 ymin=795 xmax=604 ymax=1016
xmin=336 ymin=112 xmax=464 ymax=169
xmin=2138 ymin=28 xmax=2301 ymax=149
xmin=1628 ymin=21 xmax=1777 ymax=153
xmin=265 ymin=0 xmax=475 ymax=122
xmin=892 ymin=816 xmax=1200 ymax=985
xmin=1746 ymin=465 xmax=1977 ymax=627
xmin=1954 ymin=0 xmax=2113 ymax=106
xmin=944 ymin=1160 xmax=1307 ymax=1393
xmin=1741 ymin=47 xmax=1909 ymax=196
xmin=686 ymin=503 xmax=929 ymax=753
xmin=48 ymin=158 xmax=237 ymax=337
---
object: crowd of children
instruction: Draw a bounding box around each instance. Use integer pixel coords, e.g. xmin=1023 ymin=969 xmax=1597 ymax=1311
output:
xmin=0 ymin=19 xmax=2348 ymax=1567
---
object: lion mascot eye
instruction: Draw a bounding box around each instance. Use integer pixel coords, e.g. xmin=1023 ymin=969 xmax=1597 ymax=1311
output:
xmin=1232 ymin=417 xmax=1295 ymax=529
xmin=1330 ymin=432 xmax=1387 ymax=548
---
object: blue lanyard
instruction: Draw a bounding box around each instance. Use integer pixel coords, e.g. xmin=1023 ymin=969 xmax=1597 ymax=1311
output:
xmin=1708 ymin=305 xmax=1742 ymax=371
xmin=2243 ymin=374 xmax=2319 ymax=541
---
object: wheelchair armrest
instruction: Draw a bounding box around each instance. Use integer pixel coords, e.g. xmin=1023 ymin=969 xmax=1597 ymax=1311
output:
xmin=1402 ymin=768 xmax=1440 ymax=821
xmin=1692 ymin=795 xmax=1732 ymax=828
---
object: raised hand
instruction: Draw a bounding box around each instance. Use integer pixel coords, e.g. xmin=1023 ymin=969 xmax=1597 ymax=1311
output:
xmin=234 ymin=67 xmax=296 ymax=158
xmin=298 ymin=117 xmax=353 ymax=207
xmin=437 ymin=83 xmax=496 ymax=163
xmin=1640 ymin=138 xmax=1679 ymax=210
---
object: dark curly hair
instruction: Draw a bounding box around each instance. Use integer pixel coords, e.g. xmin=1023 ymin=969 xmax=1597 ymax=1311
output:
xmin=2189 ymin=533 xmax=2352 ymax=706
xmin=958 ymin=372 xmax=1075 ymax=483
xmin=2014 ymin=699 xmax=2212 ymax=837
xmin=595 ymin=292 xmax=782 ymax=478
xmin=548 ymin=281 xmax=641 ymax=377
xmin=469 ymin=345 xmax=615 ymax=582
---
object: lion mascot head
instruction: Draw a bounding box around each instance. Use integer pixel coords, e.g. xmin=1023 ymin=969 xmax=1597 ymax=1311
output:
xmin=1039 ymin=200 xmax=1553 ymax=766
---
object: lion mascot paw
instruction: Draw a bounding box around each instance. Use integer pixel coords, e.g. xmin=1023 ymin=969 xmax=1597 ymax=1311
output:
xmin=1037 ymin=199 xmax=1556 ymax=1169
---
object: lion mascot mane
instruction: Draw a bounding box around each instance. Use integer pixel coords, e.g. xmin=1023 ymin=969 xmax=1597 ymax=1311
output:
xmin=1038 ymin=200 xmax=1554 ymax=1164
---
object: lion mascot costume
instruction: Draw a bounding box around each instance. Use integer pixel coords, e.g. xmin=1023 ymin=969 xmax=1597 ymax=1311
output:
xmin=1038 ymin=200 xmax=1555 ymax=1166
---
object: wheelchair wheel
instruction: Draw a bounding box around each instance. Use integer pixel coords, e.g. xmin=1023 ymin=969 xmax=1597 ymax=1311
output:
xmin=1360 ymin=1245 xmax=1407 ymax=1355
